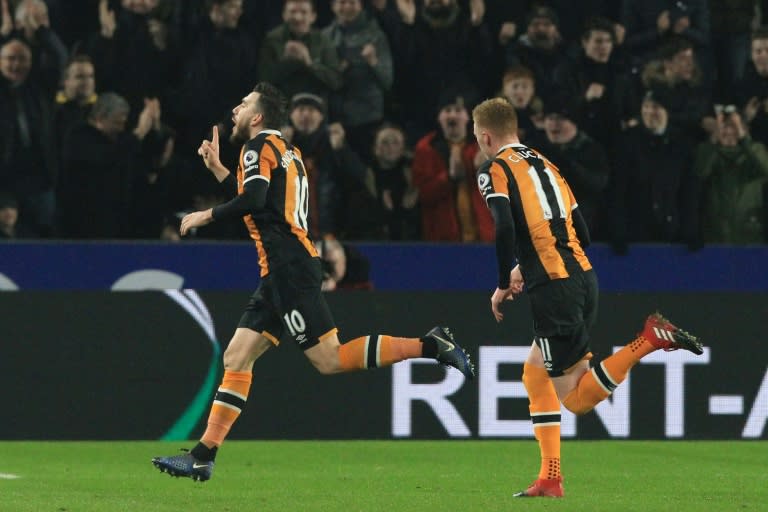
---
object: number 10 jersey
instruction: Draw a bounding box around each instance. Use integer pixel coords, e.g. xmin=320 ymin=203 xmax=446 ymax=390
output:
xmin=237 ymin=129 xmax=318 ymax=277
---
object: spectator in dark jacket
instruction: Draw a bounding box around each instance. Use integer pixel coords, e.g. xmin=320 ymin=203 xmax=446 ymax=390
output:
xmin=546 ymin=0 xmax=623 ymax=43
xmin=84 ymin=0 xmax=180 ymax=114
xmin=55 ymin=54 xmax=97 ymax=148
xmin=737 ymin=27 xmax=768 ymax=145
xmin=709 ymin=0 xmax=757 ymax=99
xmin=0 ymin=36 xmax=61 ymax=235
xmin=504 ymin=5 xmax=568 ymax=104
xmin=554 ymin=17 xmax=635 ymax=157
xmin=169 ymin=0 xmax=259 ymax=156
xmin=7 ymin=0 xmax=68 ymax=77
xmin=370 ymin=123 xmax=420 ymax=240
xmin=389 ymin=0 xmax=494 ymax=141
xmin=58 ymin=92 xmax=158 ymax=238
xmin=0 ymin=191 xmax=36 ymax=238
xmin=612 ymin=90 xmax=695 ymax=252
xmin=641 ymin=36 xmax=712 ymax=141
xmin=530 ymin=97 xmax=611 ymax=239
xmin=287 ymin=92 xmax=381 ymax=239
xmin=621 ymin=0 xmax=710 ymax=68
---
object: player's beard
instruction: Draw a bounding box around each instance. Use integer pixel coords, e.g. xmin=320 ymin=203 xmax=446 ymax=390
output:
xmin=230 ymin=121 xmax=249 ymax=145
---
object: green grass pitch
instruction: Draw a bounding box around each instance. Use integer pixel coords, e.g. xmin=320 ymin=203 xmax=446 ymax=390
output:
xmin=1 ymin=441 xmax=765 ymax=512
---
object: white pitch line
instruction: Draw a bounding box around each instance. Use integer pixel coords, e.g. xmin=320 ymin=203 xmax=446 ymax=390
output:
xmin=0 ymin=473 xmax=20 ymax=479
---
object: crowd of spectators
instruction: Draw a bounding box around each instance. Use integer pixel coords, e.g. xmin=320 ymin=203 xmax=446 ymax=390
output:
xmin=2 ymin=0 xmax=768 ymax=251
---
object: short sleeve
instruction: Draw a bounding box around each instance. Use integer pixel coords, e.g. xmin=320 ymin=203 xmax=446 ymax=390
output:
xmin=477 ymin=159 xmax=510 ymax=203
xmin=241 ymin=138 xmax=275 ymax=189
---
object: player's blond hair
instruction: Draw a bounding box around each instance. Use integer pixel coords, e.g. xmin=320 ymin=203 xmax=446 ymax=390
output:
xmin=472 ymin=97 xmax=518 ymax=137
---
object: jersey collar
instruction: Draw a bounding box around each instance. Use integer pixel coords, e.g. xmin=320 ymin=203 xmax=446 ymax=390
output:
xmin=259 ymin=129 xmax=282 ymax=136
xmin=497 ymin=143 xmax=526 ymax=154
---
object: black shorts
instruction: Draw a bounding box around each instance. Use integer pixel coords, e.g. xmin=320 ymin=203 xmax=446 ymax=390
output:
xmin=238 ymin=257 xmax=337 ymax=350
xmin=528 ymin=269 xmax=598 ymax=377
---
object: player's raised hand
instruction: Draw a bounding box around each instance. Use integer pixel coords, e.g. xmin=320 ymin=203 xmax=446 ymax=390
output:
xmin=198 ymin=125 xmax=222 ymax=171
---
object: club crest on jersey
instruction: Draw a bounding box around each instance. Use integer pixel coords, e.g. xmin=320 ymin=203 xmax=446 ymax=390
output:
xmin=478 ymin=173 xmax=491 ymax=193
xmin=243 ymin=150 xmax=258 ymax=166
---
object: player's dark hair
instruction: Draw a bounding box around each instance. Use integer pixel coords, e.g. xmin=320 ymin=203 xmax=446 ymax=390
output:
xmin=253 ymin=82 xmax=287 ymax=129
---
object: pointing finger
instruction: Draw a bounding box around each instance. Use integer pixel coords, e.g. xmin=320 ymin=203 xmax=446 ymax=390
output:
xmin=212 ymin=125 xmax=219 ymax=146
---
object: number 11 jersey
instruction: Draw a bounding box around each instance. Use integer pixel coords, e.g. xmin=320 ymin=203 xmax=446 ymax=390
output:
xmin=476 ymin=143 xmax=592 ymax=290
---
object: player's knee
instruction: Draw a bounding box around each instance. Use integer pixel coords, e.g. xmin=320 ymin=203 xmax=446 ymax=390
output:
xmin=561 ymin=393 xmax=593 ymax=416
xmin=305 ymin=340 xmax=342 ymax=375
xmin=310 ymin=346 xmax=341 ymax=375
xmin=522 ymin=366 xmax=542 ymax=390
xmin=222 ymin=350 xmax=245 ymax=371
xmin=311 ymin=357 xmax=339 ymax=375
xmin=522 ymin=364 xmax=549 ymax=396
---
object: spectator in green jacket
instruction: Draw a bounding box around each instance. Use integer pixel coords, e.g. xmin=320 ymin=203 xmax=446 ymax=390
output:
xmin=693 ymin=108 xmax=768 ymax=243
xmin=323 ymin=0 xmax=393 ymax=162
xmin=258 ymin=0 xmax=342 ymax=108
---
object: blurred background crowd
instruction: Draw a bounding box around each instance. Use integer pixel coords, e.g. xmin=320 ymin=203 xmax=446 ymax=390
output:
xmin=1 ymin=0 xmax=768 ymax=255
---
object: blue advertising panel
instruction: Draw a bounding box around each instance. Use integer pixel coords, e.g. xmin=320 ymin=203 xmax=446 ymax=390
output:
xmin=0 ymin=241 xmax=766 ymax=291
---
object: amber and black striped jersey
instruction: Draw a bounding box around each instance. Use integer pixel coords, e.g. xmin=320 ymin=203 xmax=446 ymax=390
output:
xmin=235 ymin=129 xmax=317 ymax=276
xmin=477 ymin=143 xmax=592 ymax=289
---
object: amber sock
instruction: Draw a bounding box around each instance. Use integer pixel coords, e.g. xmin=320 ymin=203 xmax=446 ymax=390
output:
xmin=198 ymin=370 xmax=252 ymax=452
xmin=338 ymin=335 xmax=424 ymax=370
xmin=563 ymin=336 xmax=655 ymax=415
xmin=523 ymin=363 xmax=561 ymax=480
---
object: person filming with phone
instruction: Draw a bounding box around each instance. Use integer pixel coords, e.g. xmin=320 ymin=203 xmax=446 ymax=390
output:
xmin=691 ymin=102 xmax=768 ymax=244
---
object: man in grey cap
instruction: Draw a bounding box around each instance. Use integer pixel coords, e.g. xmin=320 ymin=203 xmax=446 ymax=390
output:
xmin=288 ymin=92 xmax=381 ymax=239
